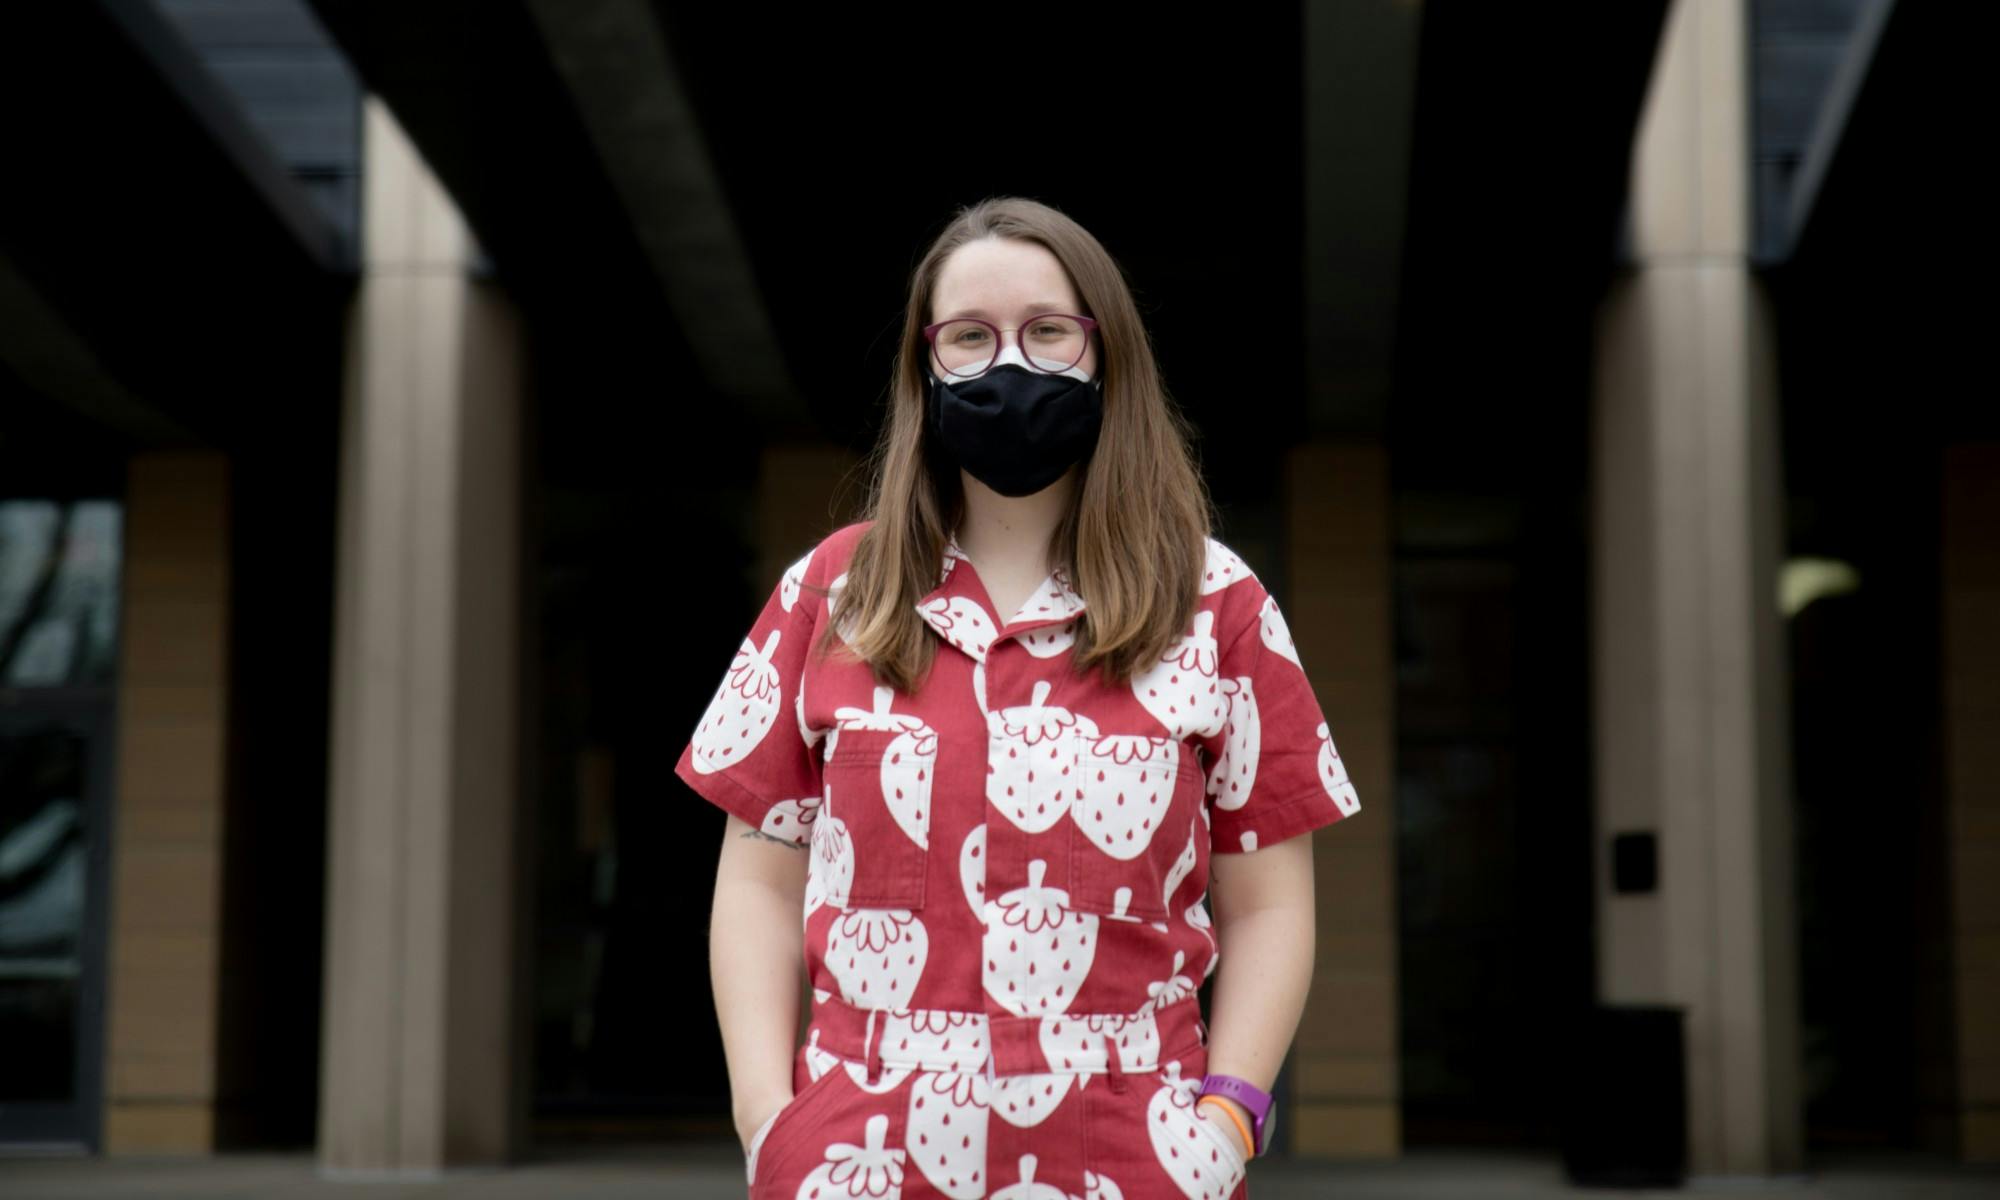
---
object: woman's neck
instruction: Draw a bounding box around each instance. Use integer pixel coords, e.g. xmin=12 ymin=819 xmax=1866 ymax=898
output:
xmin=953 ymin=467 xmax=1076 ymax=575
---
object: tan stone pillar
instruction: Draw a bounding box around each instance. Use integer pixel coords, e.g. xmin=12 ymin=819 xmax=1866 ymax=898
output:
xmin=104 ymin=452 xmax=231 ymax=1153
xmin=1285 ymin=443 xmax=1398 ymax=1158
xmin=318 ymin=97 xmax=524 ymax=1172
xmin=1943 ymin=444 xmax=2000 ymax=1162
xmin=1591 ymin=0 xmax=1802 ymax=1177
xmin=1289 ymin=0 xmax=1412 ymax=1157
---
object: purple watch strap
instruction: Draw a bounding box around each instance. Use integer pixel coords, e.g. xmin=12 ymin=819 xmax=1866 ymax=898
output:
xmin=1199 ymin=1073 xmax=1273 ymax=1154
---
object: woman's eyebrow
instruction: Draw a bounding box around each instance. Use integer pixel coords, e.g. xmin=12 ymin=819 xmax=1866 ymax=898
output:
xmin=940 ymin=301 xmax=1071 ymax=321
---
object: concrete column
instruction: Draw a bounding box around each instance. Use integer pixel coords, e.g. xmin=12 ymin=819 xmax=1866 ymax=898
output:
xmin=318 ymin=97 xmax=523 ymax=1172
xmin=1591 ymin=0 xmax=1802 ymax=1177
xmin=1285 ymin=443 xmax=1399 ymax=1158
xmin=104 ymin=451 xmax=231 ymax=1153
xmin=1942 ymin=444 xmax=2000 ymax=1162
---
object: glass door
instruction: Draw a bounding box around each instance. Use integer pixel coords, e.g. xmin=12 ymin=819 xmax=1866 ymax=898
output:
xmin=0 ymin=498 xmax=121 ymax=1151
xmin=0 ymin=708 xmax=113 ymax=1150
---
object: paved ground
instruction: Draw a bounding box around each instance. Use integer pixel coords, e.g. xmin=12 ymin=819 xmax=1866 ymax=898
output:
xmin=0 ymin=1145 xmax=1995 ymax=1198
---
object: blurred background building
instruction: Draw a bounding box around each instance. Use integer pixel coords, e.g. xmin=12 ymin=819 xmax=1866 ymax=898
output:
xmin=0 ymin=0 xmax=1989 ymax=1183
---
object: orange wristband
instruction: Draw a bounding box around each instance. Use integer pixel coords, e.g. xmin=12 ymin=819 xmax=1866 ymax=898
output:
xmin=1197 ymin=1093 xmax=1257 ymax=1159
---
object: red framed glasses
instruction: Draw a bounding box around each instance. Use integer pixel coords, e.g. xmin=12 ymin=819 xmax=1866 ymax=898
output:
xmin=921 ymin=313 xmax=1099 ymax=378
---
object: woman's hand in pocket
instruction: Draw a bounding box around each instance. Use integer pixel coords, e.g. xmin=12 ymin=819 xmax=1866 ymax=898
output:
xmin=736 ymin=1085 xmax=794 ymax=1155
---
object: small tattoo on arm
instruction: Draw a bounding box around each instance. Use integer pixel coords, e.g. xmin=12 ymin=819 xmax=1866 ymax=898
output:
xmin=740 ymin=828 xmax=806 ymax=850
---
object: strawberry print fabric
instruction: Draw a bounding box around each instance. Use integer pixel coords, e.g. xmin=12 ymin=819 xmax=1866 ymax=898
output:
xmin=676 ymin=520 xmax=1360 ymax=1199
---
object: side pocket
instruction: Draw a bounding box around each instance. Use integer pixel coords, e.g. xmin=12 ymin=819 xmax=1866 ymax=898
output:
xmin=819 ymin=724 xmax=932 ymax=910
xmin=747 ymin=1056 xmax=848 ymax=1192
xmin=1067 ymin=733 xmax=1197 ymax=922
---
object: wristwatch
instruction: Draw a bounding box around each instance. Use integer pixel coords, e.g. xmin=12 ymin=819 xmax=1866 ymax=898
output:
xmin=1198 ymin=1073 xmax=1275 ymax=1155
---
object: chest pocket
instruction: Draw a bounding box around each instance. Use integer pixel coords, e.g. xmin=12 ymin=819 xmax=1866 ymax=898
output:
xmin=816 ymin=725 xmax=933 ymax=911
xmin=1066 ymin=732 xmax=1201 ymax=922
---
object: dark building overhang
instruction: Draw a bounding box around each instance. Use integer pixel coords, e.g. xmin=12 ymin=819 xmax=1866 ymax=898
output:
xmin=0 ymin=0 xmax=354 ymax=457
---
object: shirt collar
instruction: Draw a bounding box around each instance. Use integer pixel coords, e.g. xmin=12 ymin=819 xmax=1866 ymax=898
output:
xmin=914 ymin=529 xmax=1086 ymax=662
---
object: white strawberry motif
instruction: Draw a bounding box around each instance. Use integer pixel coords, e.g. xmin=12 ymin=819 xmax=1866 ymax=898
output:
xmin=1131 ymin=610 xmax=1227 ymax=740
xmin=804 ymin=1026 xmax=840 ymax=1081
xmin=1184 ymin=904 xmax=1220 ymax=981
xmin=1318 ymin=721 xmax=1362 ymax=815
xmin=988 ymin=680 xmax=1090 ymax=834
xmin=1205 ymin=676 xmax=1260 ymax=813
xmin=844 ymin=1059 xmax=913 ymax=1095
xmin=886 ymin=1008 xmax=991 ymax=1071
xmin=960 ymin=824 xmax=987 ymax=918
xmin=797 ymin=1112 xmax=906 ymax=1199
xmin=1239 ymin=831 xmax=1259 ymax=852
xmin=906 ymin=1069 xmax=990 ymax=1198
xmin=1258 ymin=592 xmax=1300 ymax=669
xmin=1084 ymin=1168 xmax=1126 ymax=1200
xmin=798 ymin=685 xmax=826 ymax=751
xmin=1148 ymin=1060 xmax=1246 ymax=1200
xmin=808 ymin=807 xmax=853 ymax=915
xmin=831 ymin=686 xmax=937 ymax=851
xmin=1087 ymin=887 xmax=1149 ymax=925
xmin=1003 ymin=566 xmax=1088 ymax=629
xmin=1038 ymin=1009 xmax=1162 ymax=1078
xmin=688 ymin=627 xmax=784 ymax=772
xmin=781 ymin=546 xmax=815 ymax=612
xmin=1144 ymin=949 xmax=1198 ymax=1013
xmin=992 ymin=1153 xmax=1077 ymax=1200
xmin=990 ymin=1073 xmax=1073 ymax=1130
xmin=759 ymin=793 xmax=822 ymax=848
xmin=983 ymin=859 xmax=1098 ymax=1016
xmin=826 ymin=909 xmax=929 ymax=1010
xmin=1161 ymin=815 xmax=1199 ymax=916
xmin=1200 ymin=537 xmax=1255 ymax=595
xmin=1073 ymin=734 xmax=1178 ymax=859
xmin=829 ymin=570 xmax=864 ymax=652
xmin=919 ymin=594 xmax=997 ymax=661
xmin=941 ymin=534 xmax=970 ymax=581
xmin=1017 ymin=619 xmax=1078 ymax=659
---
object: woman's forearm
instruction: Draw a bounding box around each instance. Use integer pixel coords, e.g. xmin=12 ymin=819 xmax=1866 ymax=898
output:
xmin=1202 ymin=894 xmax=1316 ymax=1131
xmin=710 ymin=846 xmax=806 ymax=1134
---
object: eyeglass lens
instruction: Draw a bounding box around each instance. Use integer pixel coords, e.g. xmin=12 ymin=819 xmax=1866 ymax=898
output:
xmin=932 ymin=317 xmax=1088 ymax=376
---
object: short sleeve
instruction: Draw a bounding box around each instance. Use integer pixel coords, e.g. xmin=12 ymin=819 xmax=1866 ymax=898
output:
xmin=1199 ymin=577 xmax=1361 ymax=854
xmin=673 ymin=544 xmax=826 ymax=846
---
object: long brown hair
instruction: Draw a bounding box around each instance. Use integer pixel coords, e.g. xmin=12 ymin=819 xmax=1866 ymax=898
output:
xmin=814 ymin=196 xmax=1217 ymax=695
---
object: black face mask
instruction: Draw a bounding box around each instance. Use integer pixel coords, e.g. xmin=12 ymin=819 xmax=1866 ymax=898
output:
xmin=925 ymin=360 xmax=1104 ymax=498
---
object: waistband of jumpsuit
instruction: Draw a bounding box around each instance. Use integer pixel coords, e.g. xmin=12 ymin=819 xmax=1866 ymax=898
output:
xmin=808 ymin=991 xmax=1209 ymax=1092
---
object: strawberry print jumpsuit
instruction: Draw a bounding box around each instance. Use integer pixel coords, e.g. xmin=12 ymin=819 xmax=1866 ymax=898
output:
xmin=674 ymin=520 xmax=1361 ymax=1200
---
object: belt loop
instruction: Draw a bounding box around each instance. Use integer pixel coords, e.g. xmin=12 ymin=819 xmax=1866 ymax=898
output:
xmin=863 ymin=1008 xmax=884 ymax=1084
xmin=1102 ymin=1030 xmax=1129 ymax=1094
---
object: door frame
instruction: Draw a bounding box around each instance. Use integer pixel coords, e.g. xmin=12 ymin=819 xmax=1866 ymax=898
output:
xmin=0 ymin=687 xmax=117 ymax=1153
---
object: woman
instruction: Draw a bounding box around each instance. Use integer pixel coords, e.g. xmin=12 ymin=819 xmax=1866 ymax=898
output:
xmin=674 ymin=196 xmax=1361 ymax=1200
